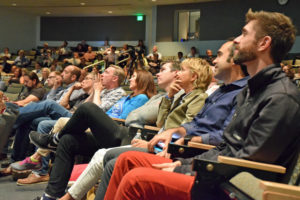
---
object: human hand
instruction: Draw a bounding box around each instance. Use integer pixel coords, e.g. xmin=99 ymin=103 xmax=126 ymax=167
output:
xmin=131 ymin=139 xmax=149 ymax=148
xmin=73 ymin=82 xmax=82 ymax=90
xmin=168 ymin=80 xmax=182 ymax=98
xmin=152 ymin=161 xmax=181 ymax=172
xmin=148 ymin=129 xmax=173 ymax=153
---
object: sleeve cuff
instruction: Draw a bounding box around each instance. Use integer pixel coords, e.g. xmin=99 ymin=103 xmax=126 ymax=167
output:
xmin=200 ymin=134 xmax=210 ymax=144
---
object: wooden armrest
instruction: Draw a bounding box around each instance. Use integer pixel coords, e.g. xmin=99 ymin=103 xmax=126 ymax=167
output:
xmin=187 ymin=141 xmax=216 ymax=150
xmin=112 ymin=118 xmax=125 ymax=123
xmin=260 ymin=180 xmax=300 ymax=197
xmin=144 ymin=125 xmax=160 ymax=132
xmin=218 ymin=156 xmax=286 ymax=174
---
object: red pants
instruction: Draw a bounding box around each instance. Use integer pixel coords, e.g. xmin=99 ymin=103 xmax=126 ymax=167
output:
xmin=104 ymin=151 xmax=195 ymax=200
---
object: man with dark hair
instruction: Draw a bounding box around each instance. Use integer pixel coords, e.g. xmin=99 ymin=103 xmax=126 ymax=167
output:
xmin=101 ymin=9 xmax=300 ymax=200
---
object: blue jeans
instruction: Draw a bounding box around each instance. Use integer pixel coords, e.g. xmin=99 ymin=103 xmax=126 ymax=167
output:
xmin=33 ymin=120 xmax=58 ymax=176
xmin=9 ymin=100 xmax=72 ymax=128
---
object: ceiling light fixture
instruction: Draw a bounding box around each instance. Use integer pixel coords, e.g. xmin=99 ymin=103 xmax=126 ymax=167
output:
xmin=80 ymin=2 xmax=86 ymax=6
xmin=46 ymin=11 xmax=51 ymax=15
xmin=108 ymin=11 xmax=112 ymax=14
xmin=12 ymin=3 xmax=17 ymax=6
xmin=152 ymin=0 xmax=157 ymax=2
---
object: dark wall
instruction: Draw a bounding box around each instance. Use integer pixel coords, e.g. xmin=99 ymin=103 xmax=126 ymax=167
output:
xmin=157 ymin=0 xmax=300 ymax=41
xmin=41 ymin=16 xmax=145 ymax=41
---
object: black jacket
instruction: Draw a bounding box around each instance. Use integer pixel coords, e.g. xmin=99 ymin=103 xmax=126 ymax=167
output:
xmin=175 ymin=64 xmax=300 ymax=175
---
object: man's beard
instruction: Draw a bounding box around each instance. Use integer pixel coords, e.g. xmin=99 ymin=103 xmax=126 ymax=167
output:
xmin=233 ymin=44 xmax=257 ymax=65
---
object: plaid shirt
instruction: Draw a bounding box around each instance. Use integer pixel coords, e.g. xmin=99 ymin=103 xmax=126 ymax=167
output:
xmin=99 ymin=87 xmax=126 ymax=112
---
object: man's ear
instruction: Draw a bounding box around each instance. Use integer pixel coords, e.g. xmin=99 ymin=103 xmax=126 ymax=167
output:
xmin=112 ymin=75 xmax=118 ymax=83
xmin=258 ymin=36 xmax=272 ymax=52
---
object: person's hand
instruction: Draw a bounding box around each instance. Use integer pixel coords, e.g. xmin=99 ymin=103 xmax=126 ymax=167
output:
xmin=168 ymin=79 xmax=182 ymax=98
xmin=131 ymin=139 xmax=149 ymax=148
xmin=148 ymin=129 xmax=174 ymax=153
xmin=93 ymin=73 xmax=103 ymax=92
xmin=156 ymin=149 xmax=171 ymax=159
xmin=73 ymin=82 xmax=82 ymax=90
xmin=13 ymin=101 xmax=25 ymax=107
xmin=152 ymin=161 xmax=181 ymax=172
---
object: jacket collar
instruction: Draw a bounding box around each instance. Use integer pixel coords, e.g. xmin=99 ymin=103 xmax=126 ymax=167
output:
xmin=247 ymin=63 xmax=285 ymax=95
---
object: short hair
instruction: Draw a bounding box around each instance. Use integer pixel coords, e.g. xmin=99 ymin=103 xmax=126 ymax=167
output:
xmin=111 ymin=46 xmax=116 ymax=51
xmin=70 ymin=66 xmax=81 ymax=81
xmin=161 ymin=61 xmax=181 ymax=72
xmin=110 ymin=65 xmax=125 ymax=86
xmin=245 ymin=9 xmax=296 ymax=63
xmin=181 ymin=58 xmax=213 ymax=91
xmin=53 ymin=71 xmax=61 ymax=76
xmin=178 ymin=52 xmax=183 ymax=56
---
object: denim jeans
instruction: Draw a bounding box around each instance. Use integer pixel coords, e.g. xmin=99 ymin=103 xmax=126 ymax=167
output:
xmin=10 ymin=100 xmax=72 ymax=129
xmin=33 ymin=120 xmax=58 ymax=176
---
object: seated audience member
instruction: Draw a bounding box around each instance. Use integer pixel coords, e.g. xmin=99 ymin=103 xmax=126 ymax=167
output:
xmin=205 ymin=49 xmax=215 ymax=65
xmin=101 ymin=10 xmax=300 ymax=200
xmin=0 ymin=47 xmax=11 ymax=59
xmin=43 ymin=71 xmax=64 ymax=100
xmin=32 ymin=62 xmax=42 ymax=76
xmin=147 ymin=45 xmax=162 ymax=60
xmin=187 ymin=46 xmax=200 ymax=58
xmin=14 ymin=50 xmax=30 ymax=68
xmin=42 ymin=50 xmax=54 ymax=67
xmin=93 ymin=54 xmax=106 ymax=73
xmin=40 ymin=68 xmax=50 ymax=86
xmin=27 ymin=70 xmax=156 ymax=199
xmin=8 ymin=67 xmax=22 ymax=85
xmin=39 ymin=42 xmax=50 ymax=57
xmin=83 ymin=46 xmax=96 ymax=62
xmin=59 ymin=41 xmax=71 ymax=58
xmin=64 ymin=52 xmax=81 ymax=67
xmin=148 ymin=53 xmax=161 ymax=75
xmin=92 ymin=40 xmax=248 ymax=200
xmin=74 ymin=44 xmax=85 ymax=56
xmin=8 ymin=72 xmax=46 ymax=107
xmin=104 ymin=46 xmax=118 ymax=65
xmin=135 ymin=40 xmax=146 ymax=56
xmin=177 ymin=51 xmax=184 ymax=62
xmin=19 ymin=68 xmax=28 ymax=85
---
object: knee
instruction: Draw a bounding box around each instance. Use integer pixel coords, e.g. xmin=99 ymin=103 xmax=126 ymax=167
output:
xmin=57 ymin=134 xmax=78 ymax=154
xmin=77 ymin=102 xmax=99 ymax=114
xmin=37 ymin=120 xmax=55 ymax=134
xmin=91 ymin=149 xmax=107 ymax=168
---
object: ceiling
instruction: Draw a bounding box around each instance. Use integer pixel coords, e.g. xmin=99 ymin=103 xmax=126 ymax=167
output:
xmin=0 ymin=0 xmax=218 ymax=16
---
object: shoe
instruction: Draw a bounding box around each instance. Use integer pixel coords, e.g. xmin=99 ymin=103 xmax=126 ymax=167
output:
xmin=17 ymin=173 xmax=49 ymax=186
xmin=11 ymin=157 xmax=42 ymax=171
xmin=0 ymin=166 xmax=12 ymax=176
xmin=33 ymin=193 xmax=56 ymax=200
xmin=29 ymin=131 xmax=57 ymax=152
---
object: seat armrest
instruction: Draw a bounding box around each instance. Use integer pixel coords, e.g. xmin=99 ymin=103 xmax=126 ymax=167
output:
xmin=144 ymin=125 xmax=160 ymax=132
xmin=111 ymin=118 xmax=125 ymax=123
xmin=218 ymin=156 xmax=286 ymax=174
xmin=187 ymin=142 xmax=216 ymax=150
xmin=260 ymin=180 xmax=300 ymax=195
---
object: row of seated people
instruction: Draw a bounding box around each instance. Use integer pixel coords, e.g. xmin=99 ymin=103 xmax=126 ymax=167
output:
xmin=0 ymin=9 xmax=300 ymax=200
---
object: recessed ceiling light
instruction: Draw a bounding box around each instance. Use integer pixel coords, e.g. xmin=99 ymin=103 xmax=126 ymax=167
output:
xmin=46 ymin=11 xmax=51 ymax=15
xmin=152 ymin=0 xmax=157 ymax=2
xmin=80 ymin=2 xmax=86 ymax=6
xmin=12 ymin=3 xmax=17 ymax=6
xmin=108 ymin=11 xmax=112 ymax=14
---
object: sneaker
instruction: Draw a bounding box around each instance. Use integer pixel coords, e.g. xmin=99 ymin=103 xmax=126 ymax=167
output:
xmin=17 ymin=173 xmax=49 ymax=186
xmin=11 ymin=157 xmax=42 ymax=171
xmin=29 ymin=131 xmax=57 ymax=152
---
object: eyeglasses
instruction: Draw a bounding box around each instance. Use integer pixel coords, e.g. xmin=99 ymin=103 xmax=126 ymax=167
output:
xmin=48 ymin=76 xmax=56 ymax=79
